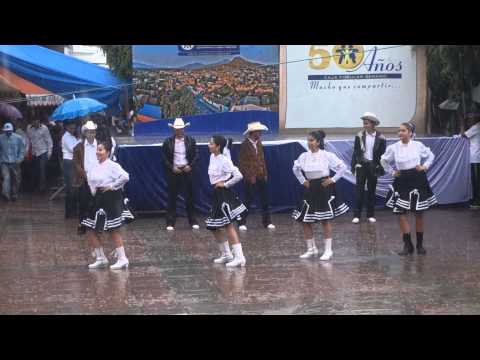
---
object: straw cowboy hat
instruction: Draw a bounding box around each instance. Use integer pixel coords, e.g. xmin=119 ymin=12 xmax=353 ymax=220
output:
xmin=243 ymin=121 xmax=269 ymax=136
xmin=168 ymin=118 xmax=190 ymax=129
xmin=81 ymin=120 xmax=98 ymax=133
xmin=360 ymin=112 xmax=380 ymax=126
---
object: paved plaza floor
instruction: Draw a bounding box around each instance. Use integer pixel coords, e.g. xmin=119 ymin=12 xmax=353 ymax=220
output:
xmin=1 ymin=195 xmax=479 ymax=315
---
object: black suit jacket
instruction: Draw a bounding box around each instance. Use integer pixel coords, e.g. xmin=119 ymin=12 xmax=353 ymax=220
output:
xmin=162 ymin=135 xmax=198 ymax=172
xmin=351 ymin=130 xmax=387 ymax=176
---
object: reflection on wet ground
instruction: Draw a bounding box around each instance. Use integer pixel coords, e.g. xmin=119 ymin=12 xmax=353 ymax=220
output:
xmin=1 ymin=195 xmax=479 ymax=314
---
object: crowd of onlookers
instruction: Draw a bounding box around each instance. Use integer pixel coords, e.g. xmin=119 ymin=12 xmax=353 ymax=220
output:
xmin=0 ymin=107 xmax=122 ymax=203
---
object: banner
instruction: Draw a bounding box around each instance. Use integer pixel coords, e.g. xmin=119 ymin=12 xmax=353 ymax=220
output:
xmin=285 ymin=45 xmax=417 ymax=128
xmin=133 ymin=45 xmax=279 ymax=124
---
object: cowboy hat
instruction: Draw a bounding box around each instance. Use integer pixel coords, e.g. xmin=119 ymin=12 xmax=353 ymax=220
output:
xmin=360 ymin=112 xmax=380 ymax=126
xmin=243 ymin=121 xmax=269 ymax=136
xmin=81 ymin=120 xmax=97 ymax=133
xmin=168 ymin=118 xmax=190 ymax=129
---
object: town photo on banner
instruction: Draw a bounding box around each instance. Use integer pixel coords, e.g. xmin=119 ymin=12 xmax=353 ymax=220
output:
xmin=132 ymin=45 xmax=279 ymax=135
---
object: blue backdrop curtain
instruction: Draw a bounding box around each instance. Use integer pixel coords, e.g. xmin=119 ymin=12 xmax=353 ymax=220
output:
xmin=117 ymin=137 xmax=471 ymax=214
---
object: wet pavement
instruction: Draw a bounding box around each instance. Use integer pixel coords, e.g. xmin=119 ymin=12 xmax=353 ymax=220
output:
xmin=1 ymin=195 xmax=480 ymax=315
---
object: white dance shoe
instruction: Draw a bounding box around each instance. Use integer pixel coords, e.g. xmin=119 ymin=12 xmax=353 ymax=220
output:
xmin=166 ymin=226 xmax=175 ymax=231
xmin=352 ymin=218 xmax=360 ymax=224
xmin=267 ymin=224 xmax=276 ymax=229
xmin=214 ymin=253 xmax=234 ymax=264
xmin=226 ymin=256 xmax=246 ymax=268
xmin=319 ymin=250 xmax=333 ymax=261
xmin=88 ymin=257 xmax=109 ymax=269
xmin=192 ymin=224 xmax=200 ymax=230
xmin=239 ymin=225 xmax=247 ymax=231
xmin=368 ymin=217 xmax=377 ymax=223
xmin=299 ymin=247 xmax=319 ymax=259
xmin=110 ymin=257 xmax=129 ymax=270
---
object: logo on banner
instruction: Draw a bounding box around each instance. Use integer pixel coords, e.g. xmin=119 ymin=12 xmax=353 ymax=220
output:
xmin=332 ymin=45 xmax=365 ymax=70
xmin=307 ymin=45 xmax=403 ymax=84
xmin=178 ymin=45 xmax=241 ymax=56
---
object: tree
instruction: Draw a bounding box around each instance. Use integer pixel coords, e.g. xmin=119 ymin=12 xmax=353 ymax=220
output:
xmin=99 ymin=45 xmax=132 ymax=81
xmin=426 ymin=45 xmax=480 ymax=133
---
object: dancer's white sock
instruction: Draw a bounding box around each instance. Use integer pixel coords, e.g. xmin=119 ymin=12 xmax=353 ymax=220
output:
xmin=116 ymin=246 xmax=127 ymax=260
xmin=95 ymin=247 xmax=106 ymax=259
xmin=324 ymin=238 xmax=332 ymax=253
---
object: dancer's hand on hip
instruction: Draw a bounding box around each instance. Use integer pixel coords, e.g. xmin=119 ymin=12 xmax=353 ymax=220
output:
xmin=321 ymin=178 xmax=334 ymax=187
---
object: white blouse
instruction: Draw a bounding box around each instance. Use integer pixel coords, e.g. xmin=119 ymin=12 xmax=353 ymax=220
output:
xmin=208 ymin=153 xmax=243 ymax=187
xmin=380 ymin=140 xmax=434 ymax=175
xmin=87 ymin=159 xmax=130 ymax=196
xmin=292 ymin=150 xmax=347 ymax=184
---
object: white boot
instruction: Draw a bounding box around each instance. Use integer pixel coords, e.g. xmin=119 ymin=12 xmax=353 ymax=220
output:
xmin=110 ymin=246 xmax=129 ymax=270
xmin=226 ymin=243 xmax=246 ymax=267
xmin=299 ymin=238 xmax=318 ymax=259
xmin=320 ymin=238 xmax=333 ymax=261
xmin=88 ymin=248 xmax=109 ymax=269
xmin=214 ymin=241 xmax=234 ymax=264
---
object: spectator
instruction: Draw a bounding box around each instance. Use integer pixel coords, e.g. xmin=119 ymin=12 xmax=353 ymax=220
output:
xmin=0 ymin=123 xmax=26 ymax=201
xmin=62 ymin=121 xmax=81 ymax=218
xmin=462 ymin=113 xmax=480 ymax=209
xmin=27 ymin=116 xmax=53 ymax=192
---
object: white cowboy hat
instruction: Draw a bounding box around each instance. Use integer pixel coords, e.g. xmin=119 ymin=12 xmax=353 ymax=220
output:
xmin=81 ymin=120 xmax=98 ymax=133
xmin=3 ymin=123 xmax=14 ymax=132
xmin=243 ymin=121 xmax=269 ymax=136
xmin=360 ymin=112 xmax=380 ymax=125
xmin=168 ymin=118 xmax=190 ymax=129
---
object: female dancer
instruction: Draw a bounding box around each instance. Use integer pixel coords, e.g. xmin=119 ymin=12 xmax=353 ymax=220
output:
xmin=381 ymin=122 xmax=437 ymax=256
xmin=205 ymin=135 xmax=248 ymax=267
xmin=81 ymin=140 xmax=134 ymax=269
xmin=292 ymin=130 xmax=349 ymax=261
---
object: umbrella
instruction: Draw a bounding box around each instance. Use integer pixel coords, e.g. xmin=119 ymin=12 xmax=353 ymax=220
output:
xmin=0 ymin=102 xmax=23 ymax=120
xmin=51 ymin=96 xmax=107 ymax=121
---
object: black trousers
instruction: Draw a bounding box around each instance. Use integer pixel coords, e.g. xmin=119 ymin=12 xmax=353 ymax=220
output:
xmin=78 ymin=180 xmax=93 ymax=225
xmin=166 ymin=171 xmax=197 ymax=226
xmin=472 ymin=164 xmax=480 ymax=206
xmin=238 ymin=178 xmax=272 ymax=227
xmin=354 ymin=162 xmax=378 ymax=218
xmin=63 ymin=160 xmax=78 ymax=218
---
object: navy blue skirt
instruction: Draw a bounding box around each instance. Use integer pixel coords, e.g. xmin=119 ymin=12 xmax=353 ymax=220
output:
xmin=205 ymin=187 xmax=247 ymax=230
xmin=386 ymin=168 xmax=437 ymax=214
xmin=81 ymin=190 xmax=134 ymax=232
xmin=292 ymin=178 xmax=349 ymax=223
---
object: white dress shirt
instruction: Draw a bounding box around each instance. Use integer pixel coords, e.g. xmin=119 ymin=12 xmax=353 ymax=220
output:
xmin=27 ymin=124 xmax=53 ymax=157
xmin=248 ymin=138 xmax=258 ymax=154
xmin=84 ymin=139 xmax=98 ymax=175
xmin=111 ymin=137 xmax=117 ymax=161
xmin=465 ymin=122 xmax=480 ymax=164
xmin=62 ymin=132 xmax=80 ymax=160
xmin=87 ymin=159 xmax=130 ymax=196
xmin=15 ymin=129 xmax=29 ymax=155
xmin=208 ymin=153 xmax=243 ymax=187
xmin=292 ymin=150 xmax=347 ymax=184
xmin=173 ymin=137 xmax=188 ymax=167
xmin=380 ymin=140 xmax=435 ymax=175
xmin=364 ymin=131 xmax=376 ymax=161
xmin=223 ymin=147 xmax=232 ymax=161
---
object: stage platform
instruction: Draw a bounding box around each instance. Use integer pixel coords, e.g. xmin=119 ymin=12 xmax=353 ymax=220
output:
xmin=116 ymin=135 xmax=471 ymax=214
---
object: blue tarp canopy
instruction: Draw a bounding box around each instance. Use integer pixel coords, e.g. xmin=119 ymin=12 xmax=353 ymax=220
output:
xmin=0 ymin=45 xmax=126 ymax=111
